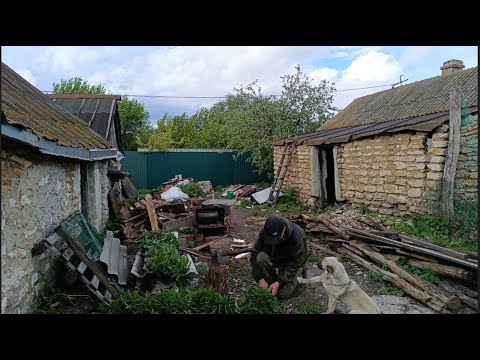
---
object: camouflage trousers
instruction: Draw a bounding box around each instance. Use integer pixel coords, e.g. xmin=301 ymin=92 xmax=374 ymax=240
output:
xmin=256 ymin=251 xmax=306 ymax=299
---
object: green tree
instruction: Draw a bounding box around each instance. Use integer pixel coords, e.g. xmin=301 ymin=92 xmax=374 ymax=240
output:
xmin=52 ymin=77 xmax=108 ymax=94
xmin=118 ymin=97 xmax=152 ymax=151
xmin=226 ymin=65 xmax=336 ymax=176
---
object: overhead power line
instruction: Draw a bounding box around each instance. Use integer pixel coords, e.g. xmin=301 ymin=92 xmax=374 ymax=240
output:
xmin=42 ymin=80 xmax=406 ymax=98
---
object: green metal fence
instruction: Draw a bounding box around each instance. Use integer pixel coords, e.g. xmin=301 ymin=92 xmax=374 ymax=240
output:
xmin=121 ymin=151 xmax=269 ymax=189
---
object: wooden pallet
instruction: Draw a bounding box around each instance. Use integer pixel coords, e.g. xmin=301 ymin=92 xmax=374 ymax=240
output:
xmin=43 ymin=232 xmax=116 ymax=303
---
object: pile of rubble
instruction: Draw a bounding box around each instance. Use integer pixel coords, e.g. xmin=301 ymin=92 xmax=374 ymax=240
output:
xmin=289 ymin=211 xmax=478 ymax=313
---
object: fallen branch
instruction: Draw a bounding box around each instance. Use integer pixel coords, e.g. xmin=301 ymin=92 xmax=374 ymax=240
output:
xmin=308 ymin=242 xmax=342 ymax=258
xmin=438 ymin=281 xmax=478 ymax=311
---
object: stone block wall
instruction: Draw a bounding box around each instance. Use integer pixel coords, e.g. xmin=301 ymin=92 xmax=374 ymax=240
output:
xmin=273 ymin=113 xmax=477 ymax=216
xmin=1 ymin=148 xmax=81 ymax=313
xmin=1 ymin=147 xmax=112 ymax=313
xmin=273 ymin=144 xmax=312 ymax=202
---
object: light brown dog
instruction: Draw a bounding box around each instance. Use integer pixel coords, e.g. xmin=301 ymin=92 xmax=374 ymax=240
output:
xmin=298 ymin=257 xmax=381 ymax=314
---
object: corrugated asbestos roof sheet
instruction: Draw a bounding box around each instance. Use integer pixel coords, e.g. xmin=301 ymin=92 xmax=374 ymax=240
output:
xmin=47 ymin=94 xmax=123 ymax=152
xmin=1 ymin=62 xmax=114 ymax=150
xmin=320 ymin=66 xmax=478 ymax=131
xmin=272 ymin=107 xmax=478 ymax=146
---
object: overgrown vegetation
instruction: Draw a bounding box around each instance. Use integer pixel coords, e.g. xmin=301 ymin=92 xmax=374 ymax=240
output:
xmin=236 ymin=198 xmax=253 ymax=209
xmin=105 ymin=219 xmax=121 ymax=235
xmin=138 ymin=230 xmax=189 ymax=281
xmin=378 ymin=287 xmax=405 ymax=297
xmin=179 ymin=227 xmax=195 ymax=235
xmin=137 ymin=188 xmax=151 ymax=197
xmin=298 ymin=303 xmax=322 ymax=314
xmin=367 ymin=271 xmax=384 ymax=283
xmin=178 ymin=183 xmax=205 ymax=198
xmin=391 ymin=203 xmax=478 ymax=251
xmin=100 ymin=285 xmax=283 ymax=314
xmin=308 ymin=255 xmax=323 ymax=264
xmin=396 ymin=257 xmax=441 ymax=284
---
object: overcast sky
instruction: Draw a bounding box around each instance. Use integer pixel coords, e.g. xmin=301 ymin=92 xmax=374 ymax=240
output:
xmin=2 ymin=46 xmax=477 ymax=126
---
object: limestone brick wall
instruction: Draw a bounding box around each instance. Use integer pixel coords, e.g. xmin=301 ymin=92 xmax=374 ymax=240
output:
xmin=273 ymin=144 xmax=312 ymax=202
xmin=273 ymin=115 xmax=477 ymax=216
xmin=1 ymin=148 xmax=81 ymax=313
xmin=1 ymin=146 xmax=112 ymax=313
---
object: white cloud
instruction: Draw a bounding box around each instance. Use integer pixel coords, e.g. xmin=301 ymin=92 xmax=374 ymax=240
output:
xmin=17 ymin=69 xmax=36 ymax=85
xmin=37 ymin=46 xmax=101 ymax=74
xmin=86 ymin=46 xmax=331 ymax=117
xmin=310 ymin=51 xmax=403 ymax=111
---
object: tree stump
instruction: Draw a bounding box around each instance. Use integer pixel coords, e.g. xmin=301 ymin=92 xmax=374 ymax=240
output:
xmin=205 ymin=261 xmax=228 ymax=294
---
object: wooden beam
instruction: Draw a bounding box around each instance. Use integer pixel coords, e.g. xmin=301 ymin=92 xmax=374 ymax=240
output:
xmin=332 ymin=146 xmax=342 ymax=201
xmin=145 ymin=194 xmax=158 ymax=231
xmin=442 ymin=86 xmax=462 ymax=219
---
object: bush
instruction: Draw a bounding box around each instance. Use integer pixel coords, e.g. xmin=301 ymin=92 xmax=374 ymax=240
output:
xmin=178 ymin=183 xmax=205 ymax=198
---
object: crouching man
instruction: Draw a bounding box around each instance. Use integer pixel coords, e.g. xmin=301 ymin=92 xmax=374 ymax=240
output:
xmin=250 ymin=216 xmax=307 ymax=299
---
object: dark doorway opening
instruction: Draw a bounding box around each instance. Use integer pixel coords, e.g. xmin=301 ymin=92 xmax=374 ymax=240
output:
xmin=324 ymin=147 xmax=336 ymax=205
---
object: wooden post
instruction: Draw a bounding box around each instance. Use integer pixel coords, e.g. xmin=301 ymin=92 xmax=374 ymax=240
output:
xmin=145 ymin=194 xmax=159 ymax=231
xmin=442 ymin=86 xmax=462 ymax=219
xmin=332 ymin=146 xmax=342 ymax=201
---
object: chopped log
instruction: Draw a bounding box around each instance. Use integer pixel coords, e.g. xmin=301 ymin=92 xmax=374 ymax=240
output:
xmin=321 ymin=218 xmax=351 ymax=240
xmin=398 ymin=234 xmax=469 ymax=260
xmin=341 ymin=243 xmax=364 ymax=258
xmin=337 ymin=247 xmax=438 ymax=310
xmin=448 ymin=281 xmax=478 ymax=299
xmin=386 ymin=255 xmax=472 ymax=281
xmin=211 ymin=248 xmax=252 ymax=257
xmin=325 ymin=236 xmax=350 ymax=243
xmin=344 ymin=228 xmax=477 ymax=269
xmin=144 ymin=194 xmax=158 ymax=231
xmin=205 ymin=260 xmax=228 ymax=294
xmin=308 ymin=242 xmax=341 ymax=258
xmin=396 ymin=249 xmax=439 ymax=263
xmin=350 ymin=240 xmax=460 ymax=310
xmin=442 ymin=87 xmax=461 ymax=219
xmin=439 ymin=281 xmax=478 ymax=311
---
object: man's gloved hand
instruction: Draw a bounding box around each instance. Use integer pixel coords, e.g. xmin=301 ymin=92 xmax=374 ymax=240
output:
xmin=258 ymin=278 xmax=269 ymax=289
xmin=268 ymin=281 xmax=280 ymax=296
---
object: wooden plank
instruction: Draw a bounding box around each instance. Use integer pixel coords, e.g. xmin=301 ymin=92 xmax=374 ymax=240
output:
xmin=145 ymin=194 xmax=158 ymax=231
xmin=321 ymin=218 xmax=351 ymax=240
xmin=398 ymin=234 xmax=468 ymax=260
xmin=91 ymin=275 xmax=101 ymax=289
xmin=192 ymin=239 xmax=221 ymax=252
xmin=56 ymin=228 xmax=119 ymax=297
xmin=77 ymin=262 xmax=88 ymax=275
xmin=396 ymin=249 xmax=439 ymax=263
xmin=332 ymin=146 xmax=342 ymax=201
xmin=61 ymin=247 xmax=75 ymax=261
xmin=308 ymin=242 xmax=341 ymax=258
xmin=123 ymin=213 xmax=145 ymax=224
xmin=439 ymin=281 xmax=478 ymax=311
xmin=345 ymin=228 xmax=477 ymax=269
xmin=442 ymin=86 xmax=461 ymax=219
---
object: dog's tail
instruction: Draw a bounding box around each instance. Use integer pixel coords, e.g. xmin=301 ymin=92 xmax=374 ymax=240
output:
xmin=297 ymin=276 xmax=322 ymax=284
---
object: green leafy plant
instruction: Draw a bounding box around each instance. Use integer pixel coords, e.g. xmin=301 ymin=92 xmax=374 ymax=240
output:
xmin=402 ymin=264 xmax=441 ymax=284
xmin=378 ymin=287 xmax=405 ymax=297
xmin=255 ymin=182 xmax=270 ymax=189
xmin=367 ymin=271 xmax=384 ymax=282
xmin=186 ymin=240 xmax=196 ymax=248
xmin=236 ymin=198 xmax=253 ymax=210
xmin=105 ymin=219 xmax=122 ymax=234
xmin=178 ymin=183 xmax=205 ymax=198
xmin=275 ymin=187 xmax=310 ymax=213
xmin=359 ymin=204 xmax=371 ymax=215
xmin=137 ymin=188 xmax=151 ymax=197
xmin=189 ymin=287 xmax=238 ymax=314
xmin=179 ymin=227 xmax=195 ymax=235
xmin=213 ymin=185 xmax=224 ymax=193
xmin=138 ymin=230 xmax=179 ymax=251
xmin=298 ymin=303 xmax=322 ymax=314
xmin=238 ymin=285 xmax=284 ymax=314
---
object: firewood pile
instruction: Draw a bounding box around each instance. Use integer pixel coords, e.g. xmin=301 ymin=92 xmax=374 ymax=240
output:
xmin=288 ymin=211 xmax=478 ymax=313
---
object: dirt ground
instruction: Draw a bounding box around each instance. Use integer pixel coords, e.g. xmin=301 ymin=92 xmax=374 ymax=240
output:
xmin=42 ymin=206 xmax=475 ymax=314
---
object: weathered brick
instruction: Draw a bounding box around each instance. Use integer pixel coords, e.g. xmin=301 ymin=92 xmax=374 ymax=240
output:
xmin=407 ymin=179 xmax=425 ymax=187
xmin=431 ymin=140 xmax=448 ymax=148
xmin=354 ymin=192 xmax=364 ymax=199
xmin=430 ymin=156 xmax=445 ymax=163
xmin=407 ymin=188 xmax=422 ymax=197
xmin=394 ymin=162 xmax=407 ymax=170
xmin=429 ymin=148 xmax=447 ymax=156
xmin=427 ymin=163 xmax=444 ymax=172
xmin=364 ymin=186 xmax=376 ymax=193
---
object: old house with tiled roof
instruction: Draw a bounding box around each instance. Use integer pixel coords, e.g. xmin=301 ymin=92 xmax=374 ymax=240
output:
xmin=272 ymin=60 xmax=478 ymax=216
xmin=1 ymin=62 xmax=118 ymax=313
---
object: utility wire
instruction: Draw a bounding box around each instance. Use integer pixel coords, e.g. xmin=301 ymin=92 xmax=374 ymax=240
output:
xmin=41 ymin=82 xmax=400 ymax=98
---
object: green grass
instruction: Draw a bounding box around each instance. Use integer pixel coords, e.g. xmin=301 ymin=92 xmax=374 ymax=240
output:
xmin=308 ymin=255 xmax=323 ymax=264
xmin=178 ymin=183 xmax=205 ymax=198
xmin=236 ymin=198 xmax=253 ymax=210
xmin=378 ymin=287 xmax=405 ymax=297
xmin=367 ymin=271 xmax=384 ymax=282
xmin=137 ymin=188 xmax=151 ymax=197
xmin=391 ymin=204 xmax=478 ymax=252
xmin=298 ymin=303 xmax=322 ymax=314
